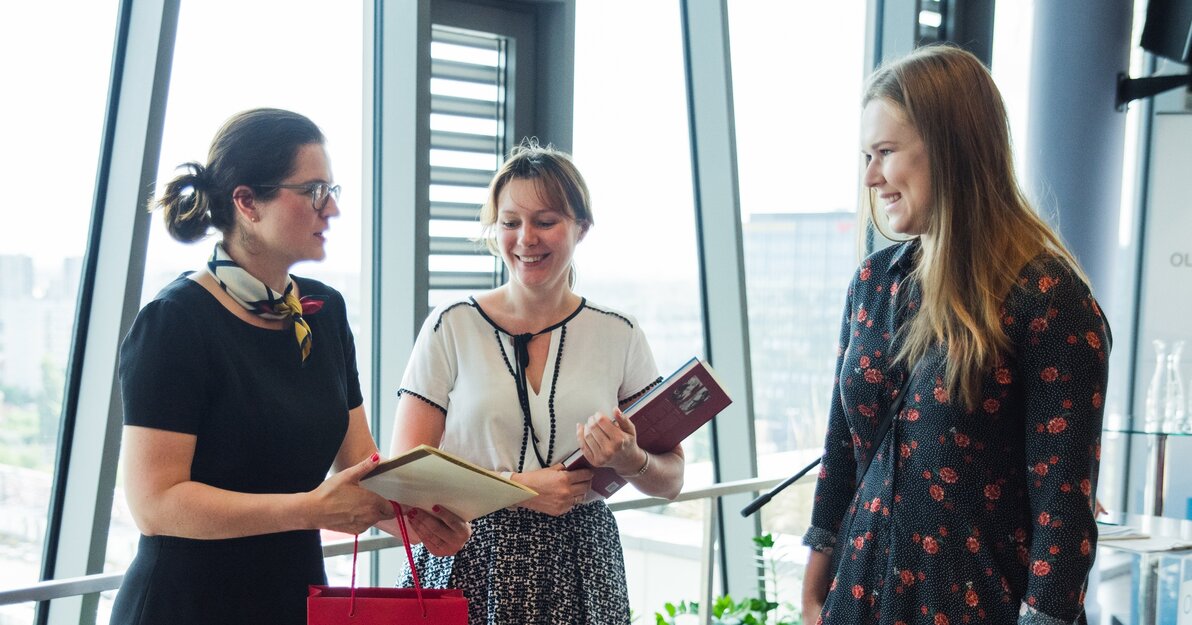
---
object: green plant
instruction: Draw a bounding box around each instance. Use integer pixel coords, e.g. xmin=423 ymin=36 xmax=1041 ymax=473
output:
xmin=653 ymin=534 xmax=800 ymax=625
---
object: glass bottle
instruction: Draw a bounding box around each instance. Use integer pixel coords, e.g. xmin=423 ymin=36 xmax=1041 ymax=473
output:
xmin=1144 ymin=339 xmax=1167 ymax=433
xmin=1163 ymin=340 xmax=1185 ymax=433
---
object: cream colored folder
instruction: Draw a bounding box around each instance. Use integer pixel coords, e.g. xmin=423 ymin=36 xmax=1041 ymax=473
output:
xmin=361 ymin=444 xmax=537 ymax=522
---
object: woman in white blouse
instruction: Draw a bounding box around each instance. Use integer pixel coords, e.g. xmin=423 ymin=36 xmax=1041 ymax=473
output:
xmin=390 ymin=141 xmax=684 ymax=625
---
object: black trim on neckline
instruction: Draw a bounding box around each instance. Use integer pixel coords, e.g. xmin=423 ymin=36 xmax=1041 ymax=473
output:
xmin=468 ymin=296 xmax=587 ymax=337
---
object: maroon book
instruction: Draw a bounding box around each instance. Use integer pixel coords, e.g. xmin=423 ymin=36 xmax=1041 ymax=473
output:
xmin=563 ymin=357 xmax=732 ymax=498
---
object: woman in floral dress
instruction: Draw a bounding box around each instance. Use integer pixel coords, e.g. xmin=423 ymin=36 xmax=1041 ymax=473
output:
xmin=801 ymin=45 xmax=1110 ymax=625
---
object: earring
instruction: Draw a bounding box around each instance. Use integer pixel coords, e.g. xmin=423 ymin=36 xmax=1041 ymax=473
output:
xmin=250 ymin=216 xmax=259 ymax=223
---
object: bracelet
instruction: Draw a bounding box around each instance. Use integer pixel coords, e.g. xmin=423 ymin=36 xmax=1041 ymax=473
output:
xmin=623 ymin=452 xmax=650 ymax=478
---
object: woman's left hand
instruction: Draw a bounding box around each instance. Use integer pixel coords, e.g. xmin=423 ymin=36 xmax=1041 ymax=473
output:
xmin=577 ymin=409 xmax=648 ymax=477
xmin=405 ymin=505 xmax=471 ymax=557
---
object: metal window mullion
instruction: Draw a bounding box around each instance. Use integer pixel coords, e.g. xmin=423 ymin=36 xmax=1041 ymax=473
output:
xmin=679 ymin=0 xmax=759 ymax=601
xmin=40 ymin=0 xmax=179 ymax=624
xmin=368 ymin=0 xmax=432 ymax=588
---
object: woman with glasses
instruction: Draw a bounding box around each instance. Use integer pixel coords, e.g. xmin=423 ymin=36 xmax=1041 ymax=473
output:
xmin=389 ymin=141 xmax=685 ymax=625
xmin=800 ymin=46 xmax=1110 ymax=625
xmin=110 ymin=108 xmax=471 ymax=625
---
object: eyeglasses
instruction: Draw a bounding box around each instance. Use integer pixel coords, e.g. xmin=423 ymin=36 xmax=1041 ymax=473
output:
xmin=255 ymin=182 xmax=341 ymax=212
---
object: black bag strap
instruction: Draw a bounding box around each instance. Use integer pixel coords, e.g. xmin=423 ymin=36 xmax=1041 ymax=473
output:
xmin=855 ymin=359 xmax=924 ymax=485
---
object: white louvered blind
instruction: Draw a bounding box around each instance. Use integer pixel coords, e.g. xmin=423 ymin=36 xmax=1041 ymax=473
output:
xmin=427 ymin=26 xmax=510 ymax=309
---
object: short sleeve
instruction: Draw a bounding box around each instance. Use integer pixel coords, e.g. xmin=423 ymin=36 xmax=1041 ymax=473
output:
xmin=619 ymin=316 xmax=661 ymax=402
xmin=397 ymin=303 xmax=460 ymax=414
xmin=328 ymin=288 xmax=363 ymax=410
xmin=118 ymin=298 xmax=210 ymax=433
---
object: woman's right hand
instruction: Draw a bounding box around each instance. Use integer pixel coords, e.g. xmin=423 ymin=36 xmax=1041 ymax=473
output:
xmin=801 ymin=548 xmax=832 ymax=625
xmin=511 ymin=465 xmax=593 ymax=516
xmin=307 ymin=453 xmax=396 ymax=534
xmin=801 ymin=600 xmax=824 ymax=625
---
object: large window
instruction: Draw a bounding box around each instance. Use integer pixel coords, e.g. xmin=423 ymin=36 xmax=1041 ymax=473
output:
xmin=729 ymin=0 xmax=868 ymax=533
xmin=102 ymin=0 xmax=366 ymax=619
xmin=0 ymin=3 xmax=118 ymax=623
xmin=726 ymin=2 xmax=868 ymax=617
xmin=573 ymin=0 xmax=707 ymax=619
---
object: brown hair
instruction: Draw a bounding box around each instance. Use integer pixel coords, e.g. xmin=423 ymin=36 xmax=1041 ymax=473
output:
xmin=154 ymin=108 xmax=325 ymax=242
xmin=863 ymin=45 xmax=1089 ymax=410
xmin=479 ymin=139 xmax=592 ymax=256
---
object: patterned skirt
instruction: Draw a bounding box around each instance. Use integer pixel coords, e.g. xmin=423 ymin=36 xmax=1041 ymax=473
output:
xmin=398 ymin=500 xmax=629 ymax=625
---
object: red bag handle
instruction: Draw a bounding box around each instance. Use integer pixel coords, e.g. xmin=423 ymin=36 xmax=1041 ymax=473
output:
xmin=349 ymin=500 xmax=426 ymax=617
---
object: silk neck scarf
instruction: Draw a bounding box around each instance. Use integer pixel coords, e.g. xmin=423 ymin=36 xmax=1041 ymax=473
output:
xmin=206 ymin=243 xmax=323 ymax=362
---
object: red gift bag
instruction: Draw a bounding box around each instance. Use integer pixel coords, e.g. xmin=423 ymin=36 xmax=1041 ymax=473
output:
xmin=308 ymin=501 xmax=468 ymax=624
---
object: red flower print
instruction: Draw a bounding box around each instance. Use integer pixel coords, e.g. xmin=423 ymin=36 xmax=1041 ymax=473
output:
xmin=934 ymin=614 xmax=950 ymax=625
xmin=1085 ymin=331 xmax=1101 ymax=349
xmin=1092 ymin=392 xmax=1103 ymax=408
xmin=858 ymin=404 xmax=875 ymax=418
xmin=983 ymin=399 xmax=1000 ymax=414
xmin=1038 ymin=512 xmax=1051 ymax=526
xmin=859 ymin=355 xmax=871 ymax=368
xmin=857 ymin=308 xmax=868 ymax=322
xmin=923 ymin=470 xmax=933 ymax=480
xmin=1032 ymin=560 xmax=1051 ymax=576
xmin=1062 ymin=399 xmax=1073 ymax=409
xmin=965 ymin=588 xmax=979 ymax=607
xmin=940 ymin=467 xmax=958 ymax=483
xmin=923 ymin=536 xmax=939 ymax=554
xmin=854 ymin=536 xmax=865 ymax=550
xmin=966 ymin=536 xmax=980 ymax=553
xmin=852 ymin=584 xmax=865 ymax=599
xmin=1081 ymin=538 xmax=1091 ymax=556
xmin=864 ymin=368 xmax=884 ymax=383
xmin=934 ymin=386 xmax=949 ymax=403
xmin=905 ymin=408 xmax=920 ymax=422
xmin=954 ymin=432 xmax=970 ymax=447
xmin=890 ymin=281 xmax=900 ymax=295
xmin=1040 ymin=367 xmax=1059 ymax=382
xmin=1047 ymin=417 xmax=1068 ymax=434
xmin=995 ymin=368 xmax=1011 ymax=384
xmin=860 ymin=267 xmax=872 ymax=281
xmin=1067 ymin=335 xmax=1078 ymax=345
xmin=1080 ymin=479 xmax=1092 ymax=497
xmin=900 ymin=570 xmax=915 ymax=586
xmin=1049 ymin=545 xmax=1060 ymax=555
xmin=1029 ymin=317 xmax=1049 ymax=332
xmin=984 ymin=484 xmax=1001 ymax=500
xmin=900 ymin=443 xmax=912 ymax=458
xmin=1038 ymin=275 xmax=1059 ymax=293
xmin=1033 ymin=462 xmax=1049 ymax=476
xmin=930 ymin=485 xmax=945 ymax=501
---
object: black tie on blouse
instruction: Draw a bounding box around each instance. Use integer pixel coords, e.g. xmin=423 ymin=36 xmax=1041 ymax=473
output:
xmin=512 ymin=332 xmax=552 ymax=469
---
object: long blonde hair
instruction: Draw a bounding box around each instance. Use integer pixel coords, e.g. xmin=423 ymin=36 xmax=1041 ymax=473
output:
xmin=863 ymin=45 xmax=1089 ymax=410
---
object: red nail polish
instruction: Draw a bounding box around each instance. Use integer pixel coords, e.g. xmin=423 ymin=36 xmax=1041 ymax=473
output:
xmin=432 ymin=505 xmax=441 ymax=513
xmin=371 ymin=452 xmax=380 ymax=462
xmin=408 ymin=508 xmax=417 ymax=517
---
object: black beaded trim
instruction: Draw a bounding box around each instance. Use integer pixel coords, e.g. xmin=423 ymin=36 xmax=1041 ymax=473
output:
xmin=494 ymin=330 xmax=516 ymax=378
xmin=543 ymin=325 xmax=566 ymax=466
xmin=583 ymin=303 xmax=635 ymax=328
xmin=432 ymin=300 xmax=475 ymax=333
xmin=397 ymin=388 xmax=447 ymax=416
xmin=621 ymin=377 xmax=663 ymax=406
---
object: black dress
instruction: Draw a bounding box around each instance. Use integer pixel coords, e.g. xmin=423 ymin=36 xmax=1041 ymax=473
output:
xmin=110 ymin=275 xmax=362 ymax=625
xmin=804 ymin=241 xmax=1110 ymax=625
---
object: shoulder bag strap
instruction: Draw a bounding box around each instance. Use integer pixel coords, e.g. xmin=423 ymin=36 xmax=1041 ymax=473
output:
xmin=855 ymin=359 xmax=924 ymax=485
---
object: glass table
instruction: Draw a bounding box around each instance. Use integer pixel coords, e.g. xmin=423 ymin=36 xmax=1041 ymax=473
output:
xmin=1093 ymin=513 xmax=1192 ymax=625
